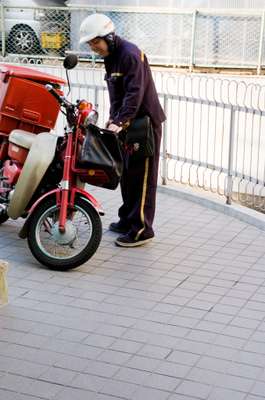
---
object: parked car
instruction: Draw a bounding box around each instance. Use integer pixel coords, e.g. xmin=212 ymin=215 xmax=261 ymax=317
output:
xmin=1 ymin=0 xmax=68 ymax=55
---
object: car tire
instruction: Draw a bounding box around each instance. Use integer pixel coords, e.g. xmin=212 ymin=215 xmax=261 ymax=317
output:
xmin=7 ymin=25 xmax=41 ymax=55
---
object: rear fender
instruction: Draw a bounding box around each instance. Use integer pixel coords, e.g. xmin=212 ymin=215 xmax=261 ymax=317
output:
xmin=18 ymin=188 xmax=104 ymax=239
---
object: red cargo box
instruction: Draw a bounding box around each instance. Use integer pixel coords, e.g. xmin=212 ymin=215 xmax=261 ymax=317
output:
xmin=0 ymin=64 xmax=66 ymax=136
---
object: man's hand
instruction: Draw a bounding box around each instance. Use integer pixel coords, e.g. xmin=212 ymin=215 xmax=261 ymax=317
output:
xmin=108 ymin=123 xmax=123 ymax=134
xmin=105 ymin=119 xmax=113 ymax=129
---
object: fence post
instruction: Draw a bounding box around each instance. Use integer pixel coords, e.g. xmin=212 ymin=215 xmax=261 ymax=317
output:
xmin=94 ymin=86 xmax=98 ymax=109
xmin=257 ymin=11 xmax=265 ymax=75
xmin=161 ymin=95 xmax=169 ymax=186
xmin=189 ymin=9 xmax=197 ymax=73
xmin=0 ymin=5 xmax=5 ymax=58
xmin=226 ymin=106 xmax=236 ymax=205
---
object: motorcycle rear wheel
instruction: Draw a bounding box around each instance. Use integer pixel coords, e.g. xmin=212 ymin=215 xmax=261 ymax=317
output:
xmin=27 ymin=196 xmax=102 ymax=270
xmin=0 ymin=166 xmax=9 ymax=225
xmin=0 ymin=211 xmax=9 ymax=225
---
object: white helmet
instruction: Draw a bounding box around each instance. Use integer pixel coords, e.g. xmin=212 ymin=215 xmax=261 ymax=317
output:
xmin=79 ymin=14 xmax=115 ymax=45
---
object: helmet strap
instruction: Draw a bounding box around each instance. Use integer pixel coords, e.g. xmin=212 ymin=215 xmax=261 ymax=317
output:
xmin=102 ymin=32 xmax=116 ymax=53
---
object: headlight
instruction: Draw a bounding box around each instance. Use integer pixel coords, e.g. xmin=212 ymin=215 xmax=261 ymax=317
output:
xmin=84 ymin=110 xmax=99 ymax=127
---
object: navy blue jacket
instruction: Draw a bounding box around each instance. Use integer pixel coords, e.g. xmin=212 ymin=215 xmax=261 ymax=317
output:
xmin=104 ymin=36 xmax=166 ymax=128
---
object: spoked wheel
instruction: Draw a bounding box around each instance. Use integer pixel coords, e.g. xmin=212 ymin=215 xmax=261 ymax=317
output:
xmin=27 ymin=197 xmax=102 ymax=270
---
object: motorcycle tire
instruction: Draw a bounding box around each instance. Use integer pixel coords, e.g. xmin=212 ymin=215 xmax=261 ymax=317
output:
xmin=0 ymin=212 xmax=9 ymax=225
xmin=27 ymin=196 xmax=102 ymax=270
xmin=0 ymin=165 xmax=9 ymax=225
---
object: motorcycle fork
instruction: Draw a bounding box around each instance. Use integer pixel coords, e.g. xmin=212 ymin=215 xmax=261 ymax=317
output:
xmin=58 ymin=132 xmax=73 ymax=233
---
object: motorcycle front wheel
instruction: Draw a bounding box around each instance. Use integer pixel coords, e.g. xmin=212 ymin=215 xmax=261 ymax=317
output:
xmin=27 ymin=196 xmax=102 ymax=270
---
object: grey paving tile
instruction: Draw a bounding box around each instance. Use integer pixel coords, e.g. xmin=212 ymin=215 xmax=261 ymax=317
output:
xmin=167 ymin=395 xmax=199 ymax=400
xmin=84 ymin=360 xmax=120 ymax=378
xmin=207 ymin=388 xmax=245 ymax=400
xmin=175 ymin=380 xmax=212 ymax=399
xmin=70 ymin=373 xmax=107 ymax=392
xmin=27 ymin=379 xmax=63 ymax=398
xmin=188 ymin=367 xmax=254 ymax=392
xmin=166 ymin=350 xmax=200 ymax=366
xmin=100 ymin=379 xmax=138 ymax=399
xmin=84 ymin=333 xmax=116 ymax=348
xmin=0 ymin=389 xmax=41 ymax=400
xmin=110 ymin=339 xmax=143 ymax=354
xmin=251 ymin=381 xmax=265 ymax=397
xmin=0 ymin=373 xmax=61 ymax=398
xmin=55 ymin=328 xmax=89 ymax=342
xmin=144 ymin=373 xmax=180 ymax=391
xmin=54 ymin=387 xmax=95 ymax=400
xmin=54 ymin=354 xmax=90 ymax=372
xmin=0 ymin=356 xmax=49 ymax=379
xmin=39 ymin=366 xmax=77 ymax=385
xmin=137 ymin=344 xmax=172 ymax=360
xmin=187 ymin=329 xmax=217 ymax=344
xmin=97 ymin=349 xmax=132 ymax=365
xmin=114 ymin=367 xmax=151 ymax=385
xmin=155 ymin=361 xmax=191 ymax=379
xmin=132 ymin=386 xmax=170 ymax=400
xmin=126 ymin=355 xmax=161 ymax=372
xmin=214 ymin=335 xmax=245 ymax=349
xmin=5 ymin=345 xmax=62 ymax=366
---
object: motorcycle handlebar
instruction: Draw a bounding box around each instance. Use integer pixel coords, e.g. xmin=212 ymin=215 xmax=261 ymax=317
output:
xmin=45 ymin=84 xmax=65 ymax=105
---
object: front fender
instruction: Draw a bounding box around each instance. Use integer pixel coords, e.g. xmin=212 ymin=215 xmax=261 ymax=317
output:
xmin=18 ymin=188 xmax=104 ymax=239
xmin=71 ymin=188 xmax=104 ymax=216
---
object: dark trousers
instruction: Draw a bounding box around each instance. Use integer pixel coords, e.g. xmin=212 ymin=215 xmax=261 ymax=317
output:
xmin=118 ymin=123 xmax=162 ymax=240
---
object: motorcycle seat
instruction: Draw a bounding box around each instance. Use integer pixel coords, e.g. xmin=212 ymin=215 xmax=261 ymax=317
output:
xmin=9 ymin=130 xmax=37 ymax=150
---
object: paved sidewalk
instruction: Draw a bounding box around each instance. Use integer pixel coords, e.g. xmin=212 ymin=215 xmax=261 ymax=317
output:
xmin=1 ymin=187 xmax=265 ymax=400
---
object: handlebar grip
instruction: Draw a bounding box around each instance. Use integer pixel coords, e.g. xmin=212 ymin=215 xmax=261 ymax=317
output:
xmin=45 ymin=84 xmax=63 ymax=104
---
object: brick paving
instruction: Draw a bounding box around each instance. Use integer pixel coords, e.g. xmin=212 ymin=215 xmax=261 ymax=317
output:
xmin=1 ymin=186 xmax=265 ymax=400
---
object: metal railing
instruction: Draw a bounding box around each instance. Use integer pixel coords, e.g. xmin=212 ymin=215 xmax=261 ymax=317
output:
xmin=159 ymin=75 xmax=265 ymax=212
xmin=2 ymin=5 xmax=265 ymax=72
xmin=18 ymin=63 xmax=264 ymax=212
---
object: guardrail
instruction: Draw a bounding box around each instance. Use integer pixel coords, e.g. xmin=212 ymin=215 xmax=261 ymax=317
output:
xmin=1 ymin=5 xmax=265 ymax=72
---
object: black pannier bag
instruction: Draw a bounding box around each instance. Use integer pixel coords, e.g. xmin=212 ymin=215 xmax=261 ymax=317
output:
xmin=78 ymin=124 xmax=123 ymax=190
xmin=121 ymin=115 xmax=155 ymax=159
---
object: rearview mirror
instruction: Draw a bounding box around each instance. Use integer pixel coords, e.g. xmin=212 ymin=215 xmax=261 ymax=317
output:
xmin=63 ymin=54 xmax=78 ymax=70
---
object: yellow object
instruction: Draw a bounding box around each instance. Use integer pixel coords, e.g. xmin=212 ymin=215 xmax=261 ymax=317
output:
xmin=41 ymin=32 xmax=65 ymax=49
xmin=0 ymin=261 xmax=8 ymax=306
xmin=88 ymin=170 xmax=95 ymax=176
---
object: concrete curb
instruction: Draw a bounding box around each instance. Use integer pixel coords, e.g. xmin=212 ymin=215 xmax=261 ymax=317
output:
xmin=158 ymin=184 xmax=265 ymax=231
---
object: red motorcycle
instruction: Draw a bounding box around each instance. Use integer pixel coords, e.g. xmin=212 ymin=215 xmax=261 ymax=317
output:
xmin=0 ymin=55 xmax=122 ymax=270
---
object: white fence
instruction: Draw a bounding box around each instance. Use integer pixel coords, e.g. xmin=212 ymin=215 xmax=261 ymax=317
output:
xmin=2 ymin=5 xmax=265 ymax=71
xmin=23 ymin=63 xmax=265 ymax=212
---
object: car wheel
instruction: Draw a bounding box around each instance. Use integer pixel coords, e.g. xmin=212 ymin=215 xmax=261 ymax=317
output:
xmin=7 ymin=25 xmax=41 ymax=55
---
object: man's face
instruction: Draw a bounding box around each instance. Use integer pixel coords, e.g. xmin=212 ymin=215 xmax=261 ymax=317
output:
xmin=88 ymin=38 xmax=109 ymax=57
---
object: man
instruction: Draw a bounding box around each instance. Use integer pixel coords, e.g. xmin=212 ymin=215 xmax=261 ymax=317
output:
xmin=79 ymin=13 xmax=166 ymax=247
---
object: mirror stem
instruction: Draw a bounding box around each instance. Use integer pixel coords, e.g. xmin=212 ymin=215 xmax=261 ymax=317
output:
xmin=66 ymin=69 xmax=71 ymax=96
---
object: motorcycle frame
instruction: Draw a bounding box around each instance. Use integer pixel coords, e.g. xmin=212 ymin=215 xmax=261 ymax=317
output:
xmin=24 ymin=105 xmax=103 ymax=235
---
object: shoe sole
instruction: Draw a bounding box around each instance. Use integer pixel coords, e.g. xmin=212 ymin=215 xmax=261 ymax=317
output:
xmin=115 ymin=237 xmax=153 ymax=247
